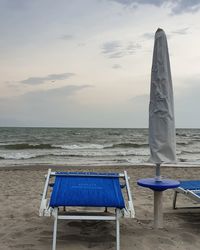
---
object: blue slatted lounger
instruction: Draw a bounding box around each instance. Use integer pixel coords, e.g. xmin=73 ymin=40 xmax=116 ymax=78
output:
xmin=39 ymin=169 xmax=135 ymax=250
xmin=173 ymin=180 xmax=200 ymax=209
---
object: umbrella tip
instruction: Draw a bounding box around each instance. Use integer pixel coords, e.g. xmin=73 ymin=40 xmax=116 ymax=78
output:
xmin=156 ymin=28 xmax=164 ymax=33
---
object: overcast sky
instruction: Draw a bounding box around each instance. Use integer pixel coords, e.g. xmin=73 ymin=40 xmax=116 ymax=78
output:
xmin=0 ymin=0 xmax=200 ymax=128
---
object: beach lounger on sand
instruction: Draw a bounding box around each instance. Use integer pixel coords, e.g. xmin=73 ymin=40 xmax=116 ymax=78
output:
xmin=39 ymin=169 xmax=135 ymax=250
xmin=173 ymin=180 xmax=200 ymax=209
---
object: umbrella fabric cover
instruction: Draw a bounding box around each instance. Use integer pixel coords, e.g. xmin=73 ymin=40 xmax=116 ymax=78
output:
xmin=149 ymin=28 xmax=176 ymax=164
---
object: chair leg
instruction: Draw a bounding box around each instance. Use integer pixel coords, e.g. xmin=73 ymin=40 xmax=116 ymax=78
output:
xmin=52 ymin=208 xmax=58 ymax=250
xmin=116 ymin=209 xmax=120 ymax=250
xmin=173 ymin=191 xmax=178 ymax=209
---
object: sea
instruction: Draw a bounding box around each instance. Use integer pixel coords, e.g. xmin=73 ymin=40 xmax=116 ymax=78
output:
xmin=0 ymin=127 xmax=200 ymax=167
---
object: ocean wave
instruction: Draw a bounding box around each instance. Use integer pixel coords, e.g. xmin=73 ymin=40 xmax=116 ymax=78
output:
xmin=107 ymin=132 xmax=120 ymax=136
xmin=0 ymin=143 xmax=54 ymax=150
xmin=178 ymin=158 xmax=188 ymax=162
xmin=116 ymin=151 xmax=149 ymax=156
xmin=0 ymin=153 xmax=39 ymax=160
xmin=0 ymin=142 xmax=148 ymax=151
xmin=176 ymin=141 xmax=194 ymax=146
xmin=0 ymin=152 xmax=98 ymax=160
xmin=0 ymin=152 xmax=61 ymax=160
xmin=105 ymin=142 xmax=148 ymax=149
xmin=182 ymin=150 xmax=200 ymax=155
xmin=0 ymin=149 xmax=150 ymax=160
xmin=176 ymin=150 xmax=182 ymax=155
xmin=53 ymin=144 xmax=104 ymax=150
xmin=0 ymin=143 xmax=105 ymax=150
xmin=176 ymin=132 xmax=188 ymax=137
xmin=177 ymin=140 xmax=200 ymax=146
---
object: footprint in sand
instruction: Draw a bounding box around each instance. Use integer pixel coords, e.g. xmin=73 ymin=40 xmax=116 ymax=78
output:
xmin=180 ymin=232 xmax=197 ymax=244
xmin=10 ymin=231 xmax=24 ymax=238
xmin=144 ymin=235 xmax=175 ymax=247
xmin=13 ymin=243 xmax=35 ymax=249
xmin=25 ymin=226 xmax=39 ymax=233
xmin=38 ymin=230 xmax=51 ymax=236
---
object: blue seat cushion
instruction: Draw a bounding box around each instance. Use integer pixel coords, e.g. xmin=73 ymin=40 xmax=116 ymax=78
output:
xmin=49 ymin=172 xmax=125 ymax=209
xmin=180 ymin=180 xmax=200 ymax=190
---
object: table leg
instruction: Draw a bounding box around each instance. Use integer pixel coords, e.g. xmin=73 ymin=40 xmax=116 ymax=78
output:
xmin=154 ymin=191 xmax=163 ymax=229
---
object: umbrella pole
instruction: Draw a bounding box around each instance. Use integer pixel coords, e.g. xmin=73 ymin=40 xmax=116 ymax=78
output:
xmin=155 ymin=163 xmax=161 ymax=182
xmin=154 ymin=163 xmax=163 ymax=228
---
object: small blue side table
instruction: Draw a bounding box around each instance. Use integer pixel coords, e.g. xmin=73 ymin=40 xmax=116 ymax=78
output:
xmin=137 ymin=178 xmax=180 ymax=228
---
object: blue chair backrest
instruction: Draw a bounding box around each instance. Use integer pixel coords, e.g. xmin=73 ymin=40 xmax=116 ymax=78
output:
xmin=50 ymin=172 xmax=125 ymax=208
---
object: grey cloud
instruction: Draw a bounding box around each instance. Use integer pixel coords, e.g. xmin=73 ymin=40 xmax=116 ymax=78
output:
xmin=77 ymin=42 xmax=86 ymax=47
xmin=21 ymin=73 xmax=75 ymax=85
xmin=112 ymin=64 xmax=122 ymax=69
xmin=126 ymin=42 xmax=142 ymax=54
xmin=60 ymin=34 xmax=74 ymax=40
xmin=102 ymin=41 xmax=122 ymax=54
xmin=142 ymin=32 xmax=154 ymax=40
xmin=171 ymin=27 xmax=189 ymax=35
xmin=109 ymin=51 xmax=126 ymax=58
xmin=101 ymin=41 xmax=124 ymax=58
xmin=109 ymin=0 xmax=200 ymax=14
xmin=110 ymin=0 xmax=163 ymax=6
xmin=171 ymin=0 xmax=200 ymax=14
xmin=102 ymin=41 xmax=141 ymax=59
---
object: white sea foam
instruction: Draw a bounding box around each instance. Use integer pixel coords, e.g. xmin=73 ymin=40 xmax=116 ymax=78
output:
xmin=0 ymin=152 xmax=37 ymax=160
xmin=52 ymin=144 xmax=104 ymax=150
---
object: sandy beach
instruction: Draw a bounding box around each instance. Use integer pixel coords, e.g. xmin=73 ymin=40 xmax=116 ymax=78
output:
xmin=0 ymin=164 xmax=200 ymax=250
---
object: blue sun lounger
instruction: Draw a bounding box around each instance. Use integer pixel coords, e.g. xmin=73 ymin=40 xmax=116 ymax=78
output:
xmin=173 ymin=180 xmax=200 ymax=209
xmin=39 ymin=169 xmax=135 ymax=250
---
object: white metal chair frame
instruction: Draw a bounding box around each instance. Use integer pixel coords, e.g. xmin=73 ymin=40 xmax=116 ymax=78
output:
xmin=173 ymin=187 xmax=200 ymax=209
xmin=39 ymin=169 xmax=135 ymax=250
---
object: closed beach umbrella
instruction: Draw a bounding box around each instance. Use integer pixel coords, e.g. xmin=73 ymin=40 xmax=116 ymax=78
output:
xmin=149 ymin=28 xmax=176 ymax=169
xmin=137 ymin=28 xmax=179 ymax=229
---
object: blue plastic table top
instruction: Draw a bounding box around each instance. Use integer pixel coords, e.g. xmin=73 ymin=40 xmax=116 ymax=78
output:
xmin=137 ymin=178 xmax=180 ymax=191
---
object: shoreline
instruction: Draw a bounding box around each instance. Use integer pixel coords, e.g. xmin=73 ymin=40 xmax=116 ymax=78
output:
xmin=0 ymin=162 xmax=200 ymax=171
